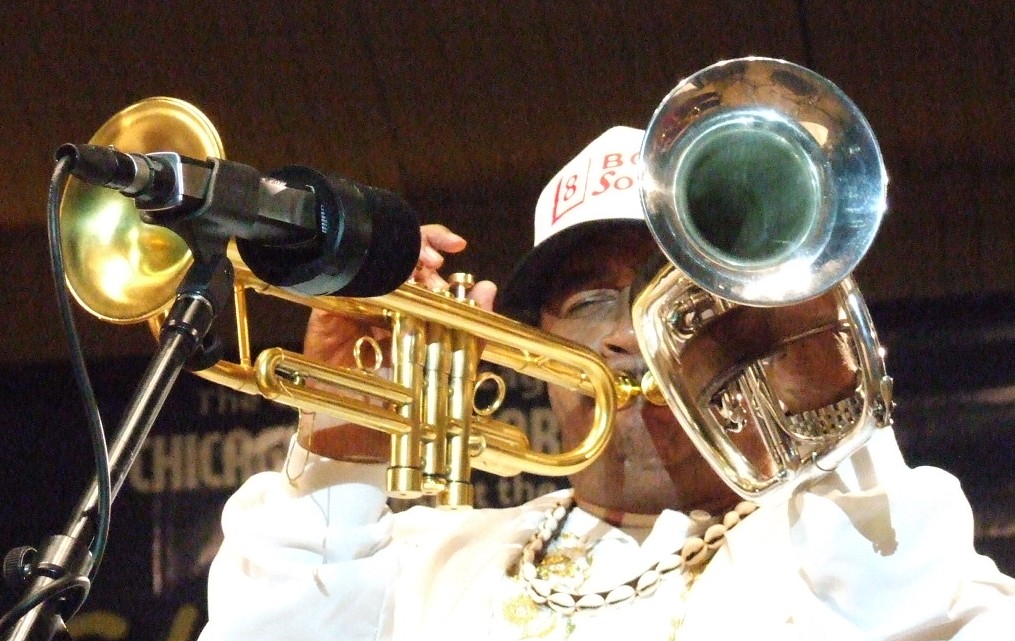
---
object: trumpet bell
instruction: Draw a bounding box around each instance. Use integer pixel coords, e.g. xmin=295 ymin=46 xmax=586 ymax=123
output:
xmin=59 ymin=97 xmax=223 ymax=323
xmin=640 ymin=57 xmax=888 ymax=306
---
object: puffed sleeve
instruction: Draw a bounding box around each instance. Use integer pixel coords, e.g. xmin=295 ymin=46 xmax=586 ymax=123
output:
xmin=689 ymin=428 xmax=1015 ymax=641
xmin=198 ymin=446 xmax=397 ymax=641
xmin=789 ymin=428 xmax=1015 ymax=639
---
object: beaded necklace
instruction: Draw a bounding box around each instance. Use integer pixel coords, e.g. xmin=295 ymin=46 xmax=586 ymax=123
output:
xmin=514 ymin=494 xmax=758 ymax=616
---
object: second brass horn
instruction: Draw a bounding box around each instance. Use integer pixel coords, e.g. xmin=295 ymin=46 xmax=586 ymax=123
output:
xmin=641 ymin=57 xmax=888 ymax=306
xmin=58 ymin=97 xmax=640 ymax=509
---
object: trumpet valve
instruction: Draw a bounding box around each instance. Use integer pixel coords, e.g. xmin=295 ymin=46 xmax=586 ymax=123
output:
xmin=448 ymin=272 xmax=476 ymax=301
xmin=436 ymin=481 xmax=474 ymax=510
xmin=387 ymin=466 xmax=424 ymax=500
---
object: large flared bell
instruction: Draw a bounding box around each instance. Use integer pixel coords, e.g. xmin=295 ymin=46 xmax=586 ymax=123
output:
xmin=59 ymin=97 xmax=223 ymax=323
xmin=640 ymin=57 xmax=887 ymax=306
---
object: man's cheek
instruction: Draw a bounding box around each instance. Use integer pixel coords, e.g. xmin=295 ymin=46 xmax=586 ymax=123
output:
xmin=640 ymin=405 xmax=690 ymax=455
xmin=547 ymin=387 xmax=593 ymax=449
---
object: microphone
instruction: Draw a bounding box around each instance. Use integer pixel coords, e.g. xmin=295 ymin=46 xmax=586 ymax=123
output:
xmin=55 ymin=144 xmax=422 ymax=297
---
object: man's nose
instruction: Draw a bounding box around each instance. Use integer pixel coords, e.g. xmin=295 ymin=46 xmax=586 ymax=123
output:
xmin=601 ymin=314 xmax=640 ymax=357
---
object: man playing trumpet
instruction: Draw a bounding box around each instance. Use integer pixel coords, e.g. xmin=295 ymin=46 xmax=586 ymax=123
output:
xmin=199 ymin=124 xmax=1015 ymax=640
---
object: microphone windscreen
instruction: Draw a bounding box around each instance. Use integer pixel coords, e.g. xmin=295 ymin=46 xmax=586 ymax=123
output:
xmin=336 ymin=184 xmax=421 ymax=297
xmin=236 ymin=166 xmax=421 ymax=298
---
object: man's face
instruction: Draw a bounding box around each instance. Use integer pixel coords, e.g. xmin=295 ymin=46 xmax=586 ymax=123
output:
xmin=538 ymin=226 xmax=739 ymax=515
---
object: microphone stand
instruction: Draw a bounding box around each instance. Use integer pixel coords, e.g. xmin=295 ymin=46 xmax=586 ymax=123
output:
xmin=2 ymin=254 xmax=234 ymax=641
xmin=5 ymin=141 xmax=416 ymax=640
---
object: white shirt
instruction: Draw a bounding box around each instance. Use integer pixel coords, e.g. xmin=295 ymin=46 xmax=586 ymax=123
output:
xmin=199 ymin=428 xmax=1015 ymax=640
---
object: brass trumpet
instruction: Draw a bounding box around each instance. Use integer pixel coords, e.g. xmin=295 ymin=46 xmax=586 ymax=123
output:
xmin=57 ymin=98 xmax=645 ymax=509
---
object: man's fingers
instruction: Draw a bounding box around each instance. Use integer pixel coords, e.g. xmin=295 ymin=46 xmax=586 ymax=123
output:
xmin=418 ymin=245 xmax=445 ymax=270
xmin=304 ymin=308 xmax=367 ymax=362
xmin=470 ymin=280 xmax=497 ymax=312
xmin=412 ymin=224 xmax=466 ymax=286
xmin=413 ymin=225 xmax=465 ymax=285
xmin=414 ymin=269 xmax=449 ymax=291
xmin=421 ymin=224 xmax=467 ymax=254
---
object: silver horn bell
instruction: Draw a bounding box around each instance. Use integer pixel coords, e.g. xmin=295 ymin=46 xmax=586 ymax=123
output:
xmin=633 ymin=58 xmax=894 ymax=502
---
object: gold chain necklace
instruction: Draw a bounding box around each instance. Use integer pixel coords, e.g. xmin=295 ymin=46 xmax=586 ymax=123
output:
xmin=514 ymin=495 xmax=758 ymax=615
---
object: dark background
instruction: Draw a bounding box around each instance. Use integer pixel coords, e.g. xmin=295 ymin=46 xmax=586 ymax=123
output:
xmin=0 ymin=1 xmax=1013 ymax=361
xmin=0 ymin=2 xmax=1013 ymax=640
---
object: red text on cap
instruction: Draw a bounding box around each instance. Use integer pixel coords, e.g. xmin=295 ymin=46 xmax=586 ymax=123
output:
xmin=550 ymin=151 xmax=641 ymax=224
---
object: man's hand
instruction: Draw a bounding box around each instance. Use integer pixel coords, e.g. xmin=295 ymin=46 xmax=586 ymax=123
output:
xmin=409 ymin=224 xmax=497 ymax=309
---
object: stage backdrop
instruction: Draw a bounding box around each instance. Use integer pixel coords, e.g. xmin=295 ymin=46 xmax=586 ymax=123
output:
xmin=0 ymin=294 xmax=1012 ymax=640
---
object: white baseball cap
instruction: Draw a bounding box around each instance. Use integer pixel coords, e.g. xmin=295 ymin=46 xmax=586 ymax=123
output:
xmin=497 ymin=126 xmax=649 ymax=323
